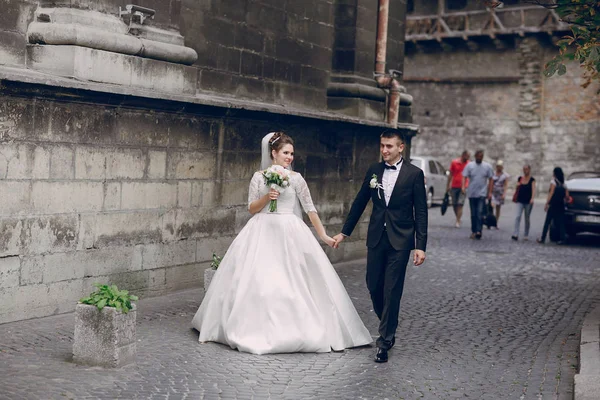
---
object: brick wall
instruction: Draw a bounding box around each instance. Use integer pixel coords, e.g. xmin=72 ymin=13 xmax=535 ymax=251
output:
xmin=181 ymin=0 xmax=335 ymax=109
xmin=1 ymin=0 xmax=409 ymax=118
xmin=0 ymin=0 xmax=413 ymax=323
xmin=539 ymin=43 xmax=600 ymax=186
xmin=0 ymin=0 xmax=36 ymax=66
xmin=0 ymin=86 xmax=382 ymax=323
xmin=404 ymin=37 xmax=599 ymax=193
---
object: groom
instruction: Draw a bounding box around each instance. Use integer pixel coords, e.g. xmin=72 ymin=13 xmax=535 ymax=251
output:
xmin=333 ymin=130 xmax=427 ymax=363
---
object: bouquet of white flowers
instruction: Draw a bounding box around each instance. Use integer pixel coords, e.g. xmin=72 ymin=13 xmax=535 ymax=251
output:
xmin=262 ymin=165 xmax=291 ymax=212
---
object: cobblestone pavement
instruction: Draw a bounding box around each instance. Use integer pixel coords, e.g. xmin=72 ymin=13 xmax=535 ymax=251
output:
xmin=1 ymin=203 xmax=599 ymax=399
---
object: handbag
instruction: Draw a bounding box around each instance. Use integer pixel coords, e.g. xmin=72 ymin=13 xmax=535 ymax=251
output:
xmin=512 ymin=178 xmax=521 ymax=203
xmin=441 ymin=192 xmax=450 ymax=216
xmin=484 ymin=199 xmax=497 ymax=228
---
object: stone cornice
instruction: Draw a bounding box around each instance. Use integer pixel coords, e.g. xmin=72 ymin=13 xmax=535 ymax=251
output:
xmin=0 ymin=66 xmax=420 ymax=134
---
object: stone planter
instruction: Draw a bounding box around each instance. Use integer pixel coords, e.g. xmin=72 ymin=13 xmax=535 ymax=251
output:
xmin=204 ymin=268 xmax=217 ymax=291
xmin=73 ymin=303 xmax=136 ymax=368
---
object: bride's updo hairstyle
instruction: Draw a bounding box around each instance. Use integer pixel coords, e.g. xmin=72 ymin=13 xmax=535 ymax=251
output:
xmin=269 ymin=131 xmax=294 ymax=159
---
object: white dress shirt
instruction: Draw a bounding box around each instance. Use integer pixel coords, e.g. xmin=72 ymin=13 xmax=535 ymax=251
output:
xmin=382 ymin=158 xmax=403 ymax=206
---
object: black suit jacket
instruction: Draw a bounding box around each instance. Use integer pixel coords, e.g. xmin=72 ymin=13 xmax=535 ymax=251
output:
xmin=342 ymin=161 xmax=428 ymax=251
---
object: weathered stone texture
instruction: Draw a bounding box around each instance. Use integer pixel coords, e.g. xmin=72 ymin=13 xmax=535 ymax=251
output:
xmin=0 ymin=0 xmax=412 ymax=324
xmin=405 ymin=37 xmax=599 ymax=193
xmin=0 ymin=0 xmax=36 ymax=66
xmin=2 ymin=0 xmax=394 ymax=114
xmin=73 ymin=303 xmax=136 ymax=368
xmin=179 ymin=0 xmax=336 ymax=108
xmin=0 ymin=91 xmax=383 ymax=324
xmin=203 ymin=267 xmax=216 ymax=291
xmin=517 ymin=37 xmax=543 ymax=129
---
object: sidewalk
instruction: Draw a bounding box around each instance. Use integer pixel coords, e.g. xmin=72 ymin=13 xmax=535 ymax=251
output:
xmin=1 ymin=206 xmax=599 ymax=399
xmin=0 ymin=268 xmax=381 ymax=400
xmin=575 ymin=304 xmax=600 ymax=400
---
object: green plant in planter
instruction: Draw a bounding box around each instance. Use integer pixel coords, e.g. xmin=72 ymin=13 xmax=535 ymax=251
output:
xmin=210 ymin=253 xmax=222 ymax=270
xmin=80 ymin=283 xmax=138 ymax=314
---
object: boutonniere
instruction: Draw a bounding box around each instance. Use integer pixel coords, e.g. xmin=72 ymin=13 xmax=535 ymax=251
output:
xmin=369 ymin=174 xmax=384 ymax=199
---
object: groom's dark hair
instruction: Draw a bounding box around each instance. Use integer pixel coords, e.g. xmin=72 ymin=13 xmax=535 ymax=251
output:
xmin=380 ymin=130 xmax=404 ymax=144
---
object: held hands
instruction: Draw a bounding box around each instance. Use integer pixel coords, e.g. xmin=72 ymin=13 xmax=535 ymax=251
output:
xmin=332 ymin=233 xmax=346 ymax=249
xmin=321 ymin=235 xmax=337 ymax=248
xmin=413 ymin=250 xmax=426 ymax=266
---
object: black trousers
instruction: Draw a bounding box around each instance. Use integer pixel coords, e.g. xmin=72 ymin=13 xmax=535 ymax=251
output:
xmin=541 ymin=206 xmax=566 ymax=242
xmin=366 ymin=232 xmax=411 ymax=350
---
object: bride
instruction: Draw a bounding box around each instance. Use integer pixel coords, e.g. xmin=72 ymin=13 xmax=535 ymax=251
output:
xmin=191 ymin=131 xmax=372 ymax=355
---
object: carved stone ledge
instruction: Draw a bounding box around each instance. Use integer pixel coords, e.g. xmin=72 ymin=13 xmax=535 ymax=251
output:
xmin=27 ymin=7 xmax=197 ymax=65
xmin=24 ymin=6 xmax=198 ymax=95
xmin=26 ymin=45 xmax=197 ymax=95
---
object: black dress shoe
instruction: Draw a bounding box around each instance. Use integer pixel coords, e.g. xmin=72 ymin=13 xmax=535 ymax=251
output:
xmin=375 ymin=348 xmax=388 ymax=363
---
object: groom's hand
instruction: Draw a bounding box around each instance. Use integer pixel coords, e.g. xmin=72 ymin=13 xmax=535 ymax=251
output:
xmin=332 ymin=233 xmax=345 ymax=249
xmin=413 ymin=250 xmax=426 ymax=266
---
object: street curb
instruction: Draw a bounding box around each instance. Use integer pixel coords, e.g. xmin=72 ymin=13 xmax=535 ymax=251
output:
xmin=574 ymin=304 xmax=600 ymax=400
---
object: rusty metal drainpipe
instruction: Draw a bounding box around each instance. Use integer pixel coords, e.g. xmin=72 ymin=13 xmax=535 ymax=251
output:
xmin=374 ymin=0 xmax=402 ymax=127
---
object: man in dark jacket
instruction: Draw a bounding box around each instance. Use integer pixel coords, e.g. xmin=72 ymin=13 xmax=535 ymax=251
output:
xmin=333 ymin=130 xmax=428 ymax=363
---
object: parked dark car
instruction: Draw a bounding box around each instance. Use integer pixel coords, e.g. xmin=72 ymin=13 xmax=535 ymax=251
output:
xmin=565 ymin=171 xmax=600 ymax=237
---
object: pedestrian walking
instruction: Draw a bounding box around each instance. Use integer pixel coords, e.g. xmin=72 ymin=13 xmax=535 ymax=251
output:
xmin=491 ymin=160 xmax=509 ymax=228
xmin=334 ymin=130 xmax=428 ymax=363
xmin=537 ymin=167 xmax=569 ymax=244
xmin=447 ymin=150 xmax=470 ymax=228
xmin=511 ymin=164 xmax=536 ymax=241
xmin=462 ymin=150 xmax=493 ymax=240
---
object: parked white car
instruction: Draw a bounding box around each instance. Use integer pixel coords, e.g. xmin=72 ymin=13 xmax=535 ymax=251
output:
xmin=410 ymin=156 xmax=449 ymax=208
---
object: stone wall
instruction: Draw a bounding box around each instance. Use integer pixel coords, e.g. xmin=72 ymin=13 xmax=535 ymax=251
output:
xmin=1 ymin=0 xmax=409 ymax=117
xmin=182 ymin=0 xmax=333 ymax=109
xmin=540 ymin=45 xmax=600 ymax=183
xmin=0 ymin=0 xmax=415 ymax=324
xmin=405 ymin=36 xmax=600 ymax=193
xmin=0 ymin=81 xmax=384 ymax=324
xmin=0 ymin=0 xmax=37 ymax=66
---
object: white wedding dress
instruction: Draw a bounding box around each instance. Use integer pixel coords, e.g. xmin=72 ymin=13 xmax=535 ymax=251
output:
xmin=191 ymin=171 xmax=372 ymax=354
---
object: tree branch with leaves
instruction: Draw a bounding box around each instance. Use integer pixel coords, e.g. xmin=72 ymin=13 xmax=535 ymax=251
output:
xmin=484 ymin=0 xmax=599 ymax=90
xmin=531 ymin=0 xmax=599 ymax=90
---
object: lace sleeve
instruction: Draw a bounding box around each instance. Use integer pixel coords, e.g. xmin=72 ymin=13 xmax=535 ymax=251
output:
xmin=248 ymin=172 xmax=263 ymax=210
xmin=294 ymin=173 xmax=317 ymax=214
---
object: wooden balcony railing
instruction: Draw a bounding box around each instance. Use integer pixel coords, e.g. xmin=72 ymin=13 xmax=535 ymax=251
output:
xmin=406 ymin=5 xmax=570 ymax=41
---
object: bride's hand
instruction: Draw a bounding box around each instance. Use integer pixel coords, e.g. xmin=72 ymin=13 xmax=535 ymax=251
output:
xmin=268 ymin=189 xmax=280 ymax=200
xmin=321 ymin=235 xmax=336 ymax=248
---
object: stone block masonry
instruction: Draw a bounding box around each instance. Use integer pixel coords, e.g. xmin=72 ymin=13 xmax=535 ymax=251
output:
xmin=0 ymin=0 xmax=414 ymax=324
xmin=405 ymin=37 xmax=599 ymax=194
xmin=73 ymin=303 xmax=137 ymax=368
xmin=0 ymin=87 xmax=383 ymax=324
